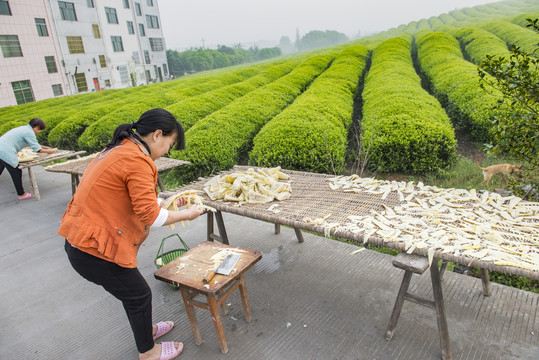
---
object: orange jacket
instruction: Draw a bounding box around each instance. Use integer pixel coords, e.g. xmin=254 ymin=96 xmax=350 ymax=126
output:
xmin=59 ymin=139 xmax=161 ymax=268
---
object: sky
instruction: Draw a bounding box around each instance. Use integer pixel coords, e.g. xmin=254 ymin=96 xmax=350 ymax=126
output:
xmin=157 ymin=0 xmax=497 ymax=50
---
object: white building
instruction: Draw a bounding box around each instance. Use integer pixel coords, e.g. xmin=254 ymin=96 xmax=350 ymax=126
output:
xmin=0 ymin=0 xmax=169 ymax=107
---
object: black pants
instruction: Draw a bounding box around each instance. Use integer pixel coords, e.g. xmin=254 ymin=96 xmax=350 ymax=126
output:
xmin=0 ymin=159 xmax=24 ymax=196
xmin=64 ymin=240 xmax=154 ymax=353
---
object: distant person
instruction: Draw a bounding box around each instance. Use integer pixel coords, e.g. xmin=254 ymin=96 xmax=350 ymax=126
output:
xmin=0 ymin=118 xmax=56 ymax=200
xmin=60 ymin=108 xmax=202 ymax=360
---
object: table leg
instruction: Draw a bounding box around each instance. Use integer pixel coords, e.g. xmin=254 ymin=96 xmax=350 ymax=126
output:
xmin=385 ymin=270 xmax=412 ymax=340
xmin=27 ymin=167 xmax=40 ymax=200
xmin=157 ymin=176 xmax=165 ymax=191
xmin=238 ymin=275 xmax=252 ymax=322
xmin=207 ymin=294 xmax=228 ymax=354
xmin=439 ymin=261 xmax=448 ymax=281
xmin=207 ymin=211 xmax=214 ymax=242
xmin=430 ymin=260 xmax=452 ymax=360
xmin=294 ymin=228 xmax=304 ymax=243
xmin=215 ymin=211 xmax=229 ymax=245
xmin=480 ymin=268 xmax=492 ymax=297
xmin=70 ymin=174 xmax=79 ymax=196
xmin=179 ymin=287 xmax=202 ymax=345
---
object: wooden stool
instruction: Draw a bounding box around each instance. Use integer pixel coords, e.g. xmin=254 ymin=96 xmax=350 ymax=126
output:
xmin=154 ymin=241 xmax=262 ymax=353
xmin=385 ymin=253 xmax=452 ymax=360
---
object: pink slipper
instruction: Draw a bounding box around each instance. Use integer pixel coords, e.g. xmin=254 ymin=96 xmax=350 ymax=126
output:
xmin=153 ymin=321 xmax=174 ymax=340
xmin=159 ymin=341 xmax=183 ymax=360
xmin=18 ymin=193 xmax=31 ymax=200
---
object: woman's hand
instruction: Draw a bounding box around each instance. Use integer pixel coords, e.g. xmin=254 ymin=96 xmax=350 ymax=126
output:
xmin=183 ymin=204 xmax=204 ymax=221
xmin=163 ymin=203 xmax=204 ymax=226
xmin=176 ymin=197 xmax=187 ymax=207
xmin=40 ymin=146 xmax=56 ymax=154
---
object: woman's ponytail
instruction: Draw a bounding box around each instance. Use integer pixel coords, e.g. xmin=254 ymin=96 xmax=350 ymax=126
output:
xmin=104 ymin=108 xmax=184 ymax=153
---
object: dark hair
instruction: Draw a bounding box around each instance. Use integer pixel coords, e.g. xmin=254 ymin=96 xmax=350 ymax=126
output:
xmin=105 ymin=108 xmax=185 ymax=154
xmin=29 ymin=118 xmax=46 ymax=130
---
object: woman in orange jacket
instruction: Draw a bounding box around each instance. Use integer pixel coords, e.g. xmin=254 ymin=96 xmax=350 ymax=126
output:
xmin=60 ymin=108 xmax=203 ymax=360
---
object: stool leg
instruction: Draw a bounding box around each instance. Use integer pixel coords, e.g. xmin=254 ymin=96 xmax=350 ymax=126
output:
xmin=207 ymin=295 xmax=228 ymax=354
xmin=179 ymin=287 xmax=202 ymax=345
xmin=220 ymin=302 xmax=228 ymax=315
xmin=385 ymin=271 xmax=413 ymax=340
xmin=430 ymin=261 xmax=452 ymax=360
xmin=238 ymin=275 xmax=252 ymax=322
xmin=480 ymin=268 xmax=492 ymax=297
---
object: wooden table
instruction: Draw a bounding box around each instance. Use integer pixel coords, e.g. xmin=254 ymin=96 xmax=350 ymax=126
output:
xmin=160 ymin=165 xmax=538 ymax=360
xmin=154 ymin=241 xmax=262 ymax=354
xmin=45 ymin=154 xmax=190 ymax=195
xmin=18 ymin=150 xmax=86 ymax=200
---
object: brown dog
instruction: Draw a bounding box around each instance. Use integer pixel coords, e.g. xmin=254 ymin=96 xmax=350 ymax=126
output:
xmin=475 ymin=162 xmax=523 ymax=185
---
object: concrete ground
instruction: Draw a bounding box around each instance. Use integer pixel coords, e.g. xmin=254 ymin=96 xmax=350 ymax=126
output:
xmin=0 ymin=165 xmax=538 ymax=360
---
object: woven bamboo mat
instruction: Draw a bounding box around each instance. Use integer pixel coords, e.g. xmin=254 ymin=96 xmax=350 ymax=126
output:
xmin=166 ymin=165 xmax=538 ymax=280
xmin=46 ymin=153 xmax=190 ymax=175
xmin=19 ymin=150 xmax=86 ymax=169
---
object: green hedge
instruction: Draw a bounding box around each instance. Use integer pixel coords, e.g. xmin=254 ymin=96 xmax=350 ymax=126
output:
xmin=164 ymin=59 xmax=301 ymax=131
xmin=428 ymin=16 xmax=444 ymax=29
xmin=479 ymin=20 xmax=539 ymax=55
xmin=173 ymin=53 xmax=336 ymax=173
xmin=507 ymin=12 xmax=539 ymax=28
xmin=76 ymin=68 xmax=266 ymax=152
xmin=361 ymin=36 xmax=457 ymax=173
xmin=249 ymin=46 xmax=368 ymax=173
xmin=415 ymin=30 xmax=501 ymax=142
xmin=451 ymin=26 xmax=512 ymax=64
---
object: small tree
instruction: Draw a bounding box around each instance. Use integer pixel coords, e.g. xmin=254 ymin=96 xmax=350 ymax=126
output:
xmin=478 ymin=18 xmax=539 ymax=169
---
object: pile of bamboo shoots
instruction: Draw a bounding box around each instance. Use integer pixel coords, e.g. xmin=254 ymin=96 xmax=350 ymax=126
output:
xmin=324 ymin=175 xmax=539 ymax=271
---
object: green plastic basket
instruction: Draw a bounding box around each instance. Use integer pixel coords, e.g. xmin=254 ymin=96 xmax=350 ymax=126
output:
xmin=154 ymin=234 xmax=190 ymax=269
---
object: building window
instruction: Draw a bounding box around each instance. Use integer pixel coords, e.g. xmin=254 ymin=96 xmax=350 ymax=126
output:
xmin=105 ymin=7 xmax=118 ymax=24
xmin=92 ymin=24 xmax=101 ymax=39
xmin=35 ymin=18 xmax=49 ymax=37
xmin=123 ymin=0 xmax=130 ymax=8
xmin=111 ymin=36 xmax=124 ymax=52
xmin=74 ymin=73 xmax=87 ymax=92
xmin=127 ymin=21 xmax=134 ymax=34
xmin=135 ymin=3 xmax=141 ymax=16
xmin=87 ymin=0 xmax=94 ymax=8
xmin=45 ymin=56 xmax=58 ymax=73
xmin=12 ymin=80 xmax=35 ymax=105
xmin=147 ymin=0 xmax=153 ymax=6
xmin=99 ymin=54 xmax=107 ymax=67
xmin=0 ymin=35 xmax=23 ymax=57
xmin=145 ymin=70 xmax=151 ymax=82
xmin=0 ymin=0 xmax=12 ymax=15
xmin=59 ymin=2 xmax=77 ymax=21
xmin=104 ymin=79 xmax=111 ymax=87
xmin=52 ymin=84 xmax=63 ymax=96
xmin=138 ymin=23 xmax=145 ymax=36
xmin=66 ymin=36 xmax=84 ymax=54
xmin=144 ymin=50 xmax=150 ymax=64
xmin=149 ymin=37 xmax=164 ymax=51
xmin=132 ymin=51 xmax=140 ymax=64
xmin=146 ymin=15 xmax=159 ymax=29
xmin=163 ymin=63 xmax=168 ymax=76
xmin=119 ymin=65 xmax=129 ymax=84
